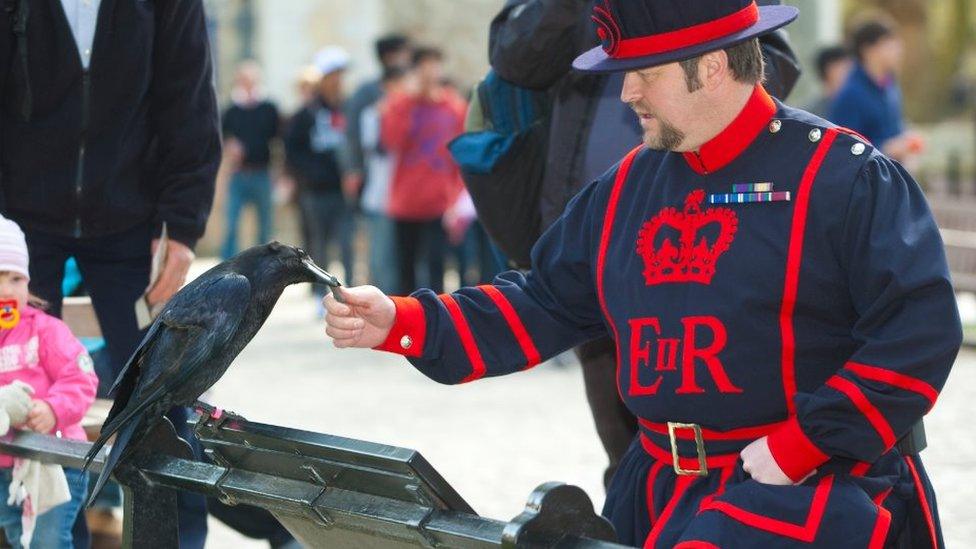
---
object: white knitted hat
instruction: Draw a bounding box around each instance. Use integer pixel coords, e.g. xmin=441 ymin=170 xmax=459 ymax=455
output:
xmin=0 ymin=215 xmax=29 ymax=280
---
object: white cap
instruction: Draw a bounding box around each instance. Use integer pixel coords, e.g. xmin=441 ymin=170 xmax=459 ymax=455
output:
xmin=314 ymin=46 xmax=350 ymax=76
xmin=0 ymin=215 xmax=29 ymax=280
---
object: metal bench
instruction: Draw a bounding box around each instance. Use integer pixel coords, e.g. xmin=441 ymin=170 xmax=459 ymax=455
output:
xmin=0 ymin=407 xmax=627 ymax=548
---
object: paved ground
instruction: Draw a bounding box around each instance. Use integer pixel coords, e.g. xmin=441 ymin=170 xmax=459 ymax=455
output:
xmin=202 ymin=279 xmax=976 ymax=548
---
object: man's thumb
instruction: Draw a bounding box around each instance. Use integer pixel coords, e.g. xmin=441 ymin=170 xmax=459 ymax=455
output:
xmin=337 ymin=286 xmax=381 ymax=308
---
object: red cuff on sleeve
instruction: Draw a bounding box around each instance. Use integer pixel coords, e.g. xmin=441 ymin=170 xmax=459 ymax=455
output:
xmin=766 ymin=416 xmax=830 ymax=482
xmin=374 ymin=296 xmax=426 ymax=358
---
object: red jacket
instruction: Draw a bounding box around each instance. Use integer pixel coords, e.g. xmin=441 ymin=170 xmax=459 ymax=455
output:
xmin=381 ymin=90 xmax=466 ymax=221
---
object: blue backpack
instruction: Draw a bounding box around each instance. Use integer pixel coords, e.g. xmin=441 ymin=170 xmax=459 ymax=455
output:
xmin=448 ymin=70 xmax=550 ymax=269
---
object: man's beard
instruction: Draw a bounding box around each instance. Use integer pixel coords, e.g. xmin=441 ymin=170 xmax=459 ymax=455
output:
xmin=643 ymin=116 xmax=686 ymax=151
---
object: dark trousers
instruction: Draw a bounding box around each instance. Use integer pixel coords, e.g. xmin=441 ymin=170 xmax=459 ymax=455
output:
xmin=25 ymin=222 xmax=209 ymax=549
xmin=299 ymin=190 xmax=355 ymax=291
xmin=395 ymin=219 xmax=446 ymax=295
xmin=575 ymin=336 xmax=637 ymax=489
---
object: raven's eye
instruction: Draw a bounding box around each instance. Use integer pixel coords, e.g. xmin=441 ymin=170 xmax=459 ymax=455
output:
xmin=296 ymin=247 xmax=307 ymax=257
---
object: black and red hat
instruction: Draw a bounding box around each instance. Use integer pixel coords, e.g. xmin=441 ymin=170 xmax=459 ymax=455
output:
xmin=573 ymin=0 xmax=798 ymax=73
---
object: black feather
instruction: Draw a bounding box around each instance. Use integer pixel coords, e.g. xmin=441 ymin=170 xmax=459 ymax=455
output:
xmin=82 ymin=243 xmax=334 ymax=504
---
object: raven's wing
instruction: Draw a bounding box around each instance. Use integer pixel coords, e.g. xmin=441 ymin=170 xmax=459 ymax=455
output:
xmin=88 ymin=274 xmax=251 ymax=465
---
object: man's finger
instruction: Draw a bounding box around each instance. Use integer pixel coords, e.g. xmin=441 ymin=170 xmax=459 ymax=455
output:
xmin=326 ymin=325 xmax=362 ymax=340
xmin=323 ymin=295 xmax=352 ymax=316
xmin=150 ymin=261 xmax=189 ymax=304
xmin=325 ymin=314 xmax=364 ymax=331
xmin=147 ymin=268 xmax=179 ymax=303
xmin=331 ymin=333 xmax=360 ymax=347
xmin=337 ymin=286 xmax=377 ymax=307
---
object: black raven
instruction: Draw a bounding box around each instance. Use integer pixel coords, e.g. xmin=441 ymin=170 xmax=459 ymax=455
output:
xmin=82 ymin=242 xmax=341 ymax=505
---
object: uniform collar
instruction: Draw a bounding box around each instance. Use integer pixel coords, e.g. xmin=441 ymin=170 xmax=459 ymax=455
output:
xmin=682 ymin=85 xmax=776 ymax=175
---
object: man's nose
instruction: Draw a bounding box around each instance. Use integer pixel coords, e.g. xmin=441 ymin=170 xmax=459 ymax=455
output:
xmin=620 ymin=72 xmax=642 ymax=104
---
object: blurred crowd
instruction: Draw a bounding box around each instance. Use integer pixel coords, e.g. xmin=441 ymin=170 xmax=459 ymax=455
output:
xmin=806 ymin=13 xmax=925 ymax=168
xmin=219 ymin=36 xmax=504 ymax=316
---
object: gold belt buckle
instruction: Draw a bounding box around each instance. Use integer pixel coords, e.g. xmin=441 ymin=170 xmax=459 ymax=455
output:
xmin=667 ymin=422 xmax=708 ymax=477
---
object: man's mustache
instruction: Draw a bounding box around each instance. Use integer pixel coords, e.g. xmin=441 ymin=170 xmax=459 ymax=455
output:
xmin=629 ymin=102 xmax=654 ymax=117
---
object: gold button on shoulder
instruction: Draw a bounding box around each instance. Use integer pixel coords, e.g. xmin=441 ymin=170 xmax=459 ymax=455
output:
xmin=768 ymin=119 xmax=782 ymax=134
xmin=808 ymin=128 xmax=822 ymax=142
xmin=400 ymin=335 xmax=413 ymax=350
xmin=851 ymin=142 xmax=866 ymax=156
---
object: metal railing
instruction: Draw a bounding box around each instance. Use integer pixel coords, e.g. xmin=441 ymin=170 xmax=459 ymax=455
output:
xmin=0 ymin=407 xmax=630 ymax=549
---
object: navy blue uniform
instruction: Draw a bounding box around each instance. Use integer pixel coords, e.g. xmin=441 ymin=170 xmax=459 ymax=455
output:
xmin=377 ymin=86 xmax=962 ymax=548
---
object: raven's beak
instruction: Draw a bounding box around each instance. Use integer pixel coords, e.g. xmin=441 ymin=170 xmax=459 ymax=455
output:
xmin=302 ymin=258 xmax=346 ymax=303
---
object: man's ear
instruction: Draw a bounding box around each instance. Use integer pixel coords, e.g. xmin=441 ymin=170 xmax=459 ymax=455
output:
xmin=701 ymin=50 xmax=729 ymax=90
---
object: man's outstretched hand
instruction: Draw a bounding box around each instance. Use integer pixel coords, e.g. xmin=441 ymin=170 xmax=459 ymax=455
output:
xmin=323 ymin=286 xmax=396 ymax=348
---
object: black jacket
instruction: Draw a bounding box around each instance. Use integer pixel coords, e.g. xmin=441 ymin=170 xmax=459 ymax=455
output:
xmin=284 ymin=99 xmax=346 ymax=195
xmin=490 ymin=0 xmax=800 ymax=230
xmin=0 ymin=0 xmax=220 ymax=247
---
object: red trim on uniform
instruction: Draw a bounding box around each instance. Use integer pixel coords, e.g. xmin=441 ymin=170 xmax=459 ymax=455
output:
xmin=701 ymin=475 xmax=834 ymax=542
xmin=646 ymin=460 xmax=666 ymax=524
xmin=674 ymin=542 xmax=721 ymax=549
xmin=682 ymin=85 xmax=776 ymax=175
xmin=477 ymin=285 xmax=542 ymax=369
xmin=868 ymin=506 xmax=892 ymax=549
xmin=478 ymin=285 xmax=542 ymax=370
xmin=613 ymin=2 xmax=759 ymax=59
xmin=766 ymin=416 xmax=830 ymax=483
xmin=374 ymin=296 xmax=427 ymax=358
xmin=644 ymin=475 xmax=696 ymax=548
xmin=905 ymin=456 xmax=940 ymax=549
xmin=850 ymin=461 xmax=872 ymax=477
xmin=835 ymin=126 xmax=872 ymax=146
xmin=639 ymin=418 xmax=784 ymax=441
xmin=438 ymin=294 xmax=487 ymax=383
xmin=845 ymin=361 xmax=939 ymax=407
xmin=596 ymin=145 xmax=643 ymax=400
xmin=699 ymin=465 xmax=735 ymax=511
xmin=873 ymin=487 xmax=893 ymax=506
xmin=640 ymin=433 xmax=740 ymax=470
xmin=826 ymin=376 xmax=897 ymax=449
xmin=780 ymin=128 xmax=838 ymax=414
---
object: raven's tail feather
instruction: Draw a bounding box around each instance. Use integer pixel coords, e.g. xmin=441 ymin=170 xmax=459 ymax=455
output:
xmin=83 ymin=382 xmax=169 ymax=473
xmin=85 ymin=417 xmax=139 ymax=508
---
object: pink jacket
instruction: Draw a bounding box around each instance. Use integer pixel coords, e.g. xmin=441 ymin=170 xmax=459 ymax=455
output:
xmin=0 ymin=306 xmax=98 ymax=468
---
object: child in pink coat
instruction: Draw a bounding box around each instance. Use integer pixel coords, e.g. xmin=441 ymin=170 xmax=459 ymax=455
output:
xmin=0 ymin=215 xmax=98 ymax=548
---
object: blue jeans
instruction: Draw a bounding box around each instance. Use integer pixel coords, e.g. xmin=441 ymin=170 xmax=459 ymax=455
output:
xmin=299 ymin=190 xmax=355 ymax=292
xmin=221 ymin=169 xmax=274 ymax=260
xmin=364 ymin=212 xmax=398 ymax=294
xmin=0 ymin=467 xmax=88 ymax=549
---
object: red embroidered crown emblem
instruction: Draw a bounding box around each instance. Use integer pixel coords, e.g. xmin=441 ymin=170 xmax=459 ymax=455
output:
xmin=636 ymin=189 xmax=738 ymax=286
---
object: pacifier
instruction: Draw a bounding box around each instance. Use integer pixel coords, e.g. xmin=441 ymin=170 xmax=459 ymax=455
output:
xmin=0 ymin=299 xmax=20 ymax=330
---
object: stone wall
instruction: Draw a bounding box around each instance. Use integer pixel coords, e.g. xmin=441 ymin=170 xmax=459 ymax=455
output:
xmin=380 ymin=0 xmax=498 ymax=91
